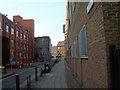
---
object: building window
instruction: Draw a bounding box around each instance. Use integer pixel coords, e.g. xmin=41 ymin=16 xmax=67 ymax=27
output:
xmin=19 ymin=53 xmax=22 ymax=58
xmin=73 ymin=39 xmax=77 ymax=58
xmin=20 ymin=33 xmax=22 ymax=39
xmin=69 ymin=5 xmax=72 ymax=24
xmin=69 ymin=1 xmax=75 ymax=25
xmin=79 ymin=25 xmax=88 ymax=58
xmin=71 ymin=37 xmax=78 ymax=58
xmin=17 ymin=52 xmax=19 ymax=58
xmin=5 ymin=25 xmax=9 ymax=32
xmin=10 ymin=51 xmax=14 ymax=61
xmin=11 ymin=28 xmax=14 ymax=35
xmin=24 ymin=44 xmax=26 ymax=50
xmin=72 ymin=0 xmax=75 ymax=14
xmin=16 ymin=31 xmax=18 ymax=37
xmin=24 ymin=34 xmax=26 ymax=39
xmin=11 ymin=40 xmax=14 ymax=47
xmin=74 ymin=38 xmax=78 ymax=58
xmin=27 ymin=37 xmax=29 ymax=42
xmin=87 ymin=0 xmax=94 ymax=13
xmin=58 ymin=47 xmax=60 ymax=50
xmin=0 ymin=21 xmax=1 ymax=30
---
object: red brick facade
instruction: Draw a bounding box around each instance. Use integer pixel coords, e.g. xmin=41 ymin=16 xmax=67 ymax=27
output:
xmin=0 ymin=14 xmax=34 ymax=66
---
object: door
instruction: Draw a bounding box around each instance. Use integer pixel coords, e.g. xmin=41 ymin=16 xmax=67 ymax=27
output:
xmin=109 ymin=46 xmax=120 ymax=88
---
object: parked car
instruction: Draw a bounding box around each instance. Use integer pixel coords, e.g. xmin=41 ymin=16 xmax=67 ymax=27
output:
xmin=6 ymin=61 xmax=23 ymax=68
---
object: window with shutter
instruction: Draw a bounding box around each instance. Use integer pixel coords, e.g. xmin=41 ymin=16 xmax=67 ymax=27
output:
xmin=79 ymin=25 xmax=88 ymax=58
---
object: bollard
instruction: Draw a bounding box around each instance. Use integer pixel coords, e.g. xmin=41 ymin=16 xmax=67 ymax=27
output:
xmin=35 ymin=66 xmax=38 ymax=81
xmin=40 ymin=68 xmax=43 ymax=77
xmin=29 ymin=75 xmax=31 ymax=88
xmin=27 ymin=76 xmax=29 ymax=89
xmin=3 ymin=65 xmax=6 ymax=74
xmin=15 ymin=74 xmax=20 ymax=90
xmin=27 ymin=77 xmax=28 ymax=89
xmin=44 ymin=63 xmax=46 ymax=72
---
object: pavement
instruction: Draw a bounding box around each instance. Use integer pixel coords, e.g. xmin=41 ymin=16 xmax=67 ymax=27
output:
xmin=32 ymin=60 xmax=68 ymax=88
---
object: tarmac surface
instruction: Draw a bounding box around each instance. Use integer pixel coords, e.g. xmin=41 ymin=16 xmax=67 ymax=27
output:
xmin=1 ymin=62 xmax=42 ymax=79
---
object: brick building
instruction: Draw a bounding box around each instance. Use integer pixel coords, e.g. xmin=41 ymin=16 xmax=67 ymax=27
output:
xmin=34 ymin=36 xmax=51 ymax=62
xmin=64 ymin=1 xmax=120 ymax=88
xmin=51 ymin=41 xmax=65 ymax=59
xmin=0 ymin=14 xmax=34 ymax=66
xmin=51 ymin=46 xmax=58 ymax=58
xmin=57 ymin=41 xmax=65 ymax=58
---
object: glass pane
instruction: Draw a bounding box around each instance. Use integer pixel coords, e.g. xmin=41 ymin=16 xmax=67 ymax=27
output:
xmin=79 ymin=25 xmax=88 ymax=57
xmin=6 ymin=25 xmax=9 ymax=32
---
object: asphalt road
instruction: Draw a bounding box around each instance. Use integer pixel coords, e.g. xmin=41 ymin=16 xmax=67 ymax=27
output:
xmin=2 ymin=65 xmax=43 ymax=89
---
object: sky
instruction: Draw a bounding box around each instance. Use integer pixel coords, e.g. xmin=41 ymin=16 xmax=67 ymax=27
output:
xmin=0 ymin=0 xmax=66 ymax=46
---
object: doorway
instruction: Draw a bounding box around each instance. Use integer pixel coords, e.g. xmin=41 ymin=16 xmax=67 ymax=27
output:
xmin=109 ymin=45 xmax=120 ymax=88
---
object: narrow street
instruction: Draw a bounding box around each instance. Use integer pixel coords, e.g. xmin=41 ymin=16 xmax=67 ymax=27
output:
xmin=32 ymin=60 xmax=68 ymax=88
xmin=1 ymin=1 xmax=120 ymax=89
xmin=2 ymin=60 xmax=80 ymax=89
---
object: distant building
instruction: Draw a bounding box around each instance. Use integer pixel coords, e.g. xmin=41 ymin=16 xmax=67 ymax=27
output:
xmin=57 ymin=41 xmax=65 ymax=58
xmin=0 ymin=14 xmax=34 ymax=66
xmin=34 ymin=36 xmax=51 ymax=62
xmin=51 ymin=46 xmax=58 ymax=58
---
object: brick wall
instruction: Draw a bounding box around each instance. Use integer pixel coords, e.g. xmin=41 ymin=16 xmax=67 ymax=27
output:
xmin=13 ymin=16 xmax=35 ymax=61
xmin=65 ymin=2 xmax=120 ymax=88
xmin=1 ymin=15 xmax=34 ymax=65
xmin=102 ymin=2 xmax=120 ymax=87
xmin=51 ymin=46 xmax=58 ymax=58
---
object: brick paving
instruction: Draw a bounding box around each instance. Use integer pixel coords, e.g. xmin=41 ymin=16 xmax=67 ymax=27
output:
xmin=32 ymin=60 xmax=68 ymax=88
xmin=1 ymin=60 xmax=80 ymax=88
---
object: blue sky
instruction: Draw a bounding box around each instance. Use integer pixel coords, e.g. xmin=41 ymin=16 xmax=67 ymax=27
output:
xmin=0 ymin=1 xmax=66 ymax=46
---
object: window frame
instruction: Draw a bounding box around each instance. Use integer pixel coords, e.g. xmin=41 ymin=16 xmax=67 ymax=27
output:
xmin=79 ymin=25 xmax=88 ymax=58
xmin=24 ymin=34 xmax=26 ymax=40
xmin=5 ymin=25 xmax=9 ymax=33
xmin=11 ymin=40 xmax=14 ymax=47
xmin=16 ymin=31 xmax=18 ymax=37
xmin=72 ymin=0 xmax=75 ymax=14
xmin=20 ymin=33 xmax=22 ymax=39
xmin=87 ymin=0 xmax=94 ymax=13
xmin=11 ymin=28 xmax=14 ymax=35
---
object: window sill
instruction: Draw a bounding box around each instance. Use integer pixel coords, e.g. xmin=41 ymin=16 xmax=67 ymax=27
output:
xmin=80 ymin=56 xmax=88 ymax=59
